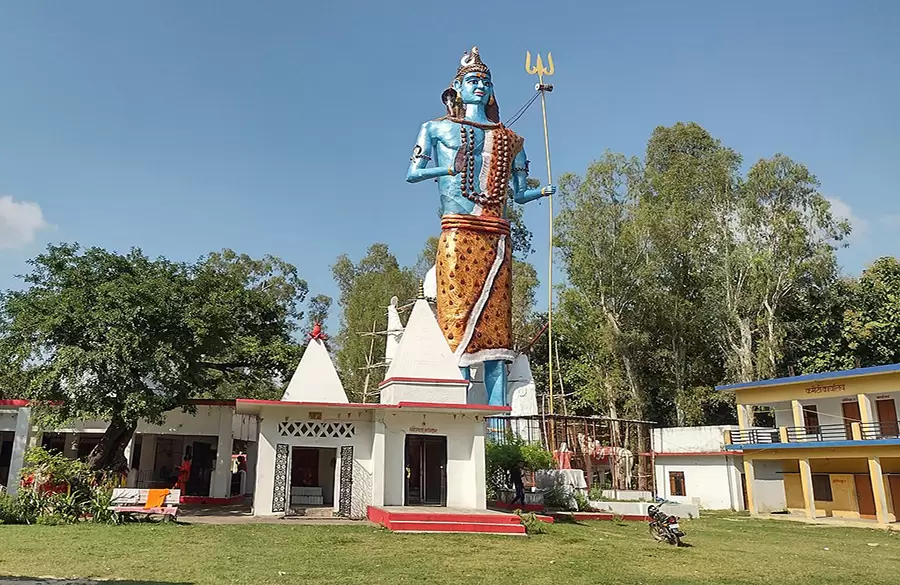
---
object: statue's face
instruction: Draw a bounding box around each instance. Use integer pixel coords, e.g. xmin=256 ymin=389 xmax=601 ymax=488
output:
xmin=455 ymin=72 xmax=493 ymax=106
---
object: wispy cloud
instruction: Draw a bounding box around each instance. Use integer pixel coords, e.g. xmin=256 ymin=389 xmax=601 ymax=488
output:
xmin=0 ymin=195 xmax=50 ymax=249
xmin=878 ymin=214 xmax=900 ymax=228
xmin=826 ymin=196 xmax=869 ymax=242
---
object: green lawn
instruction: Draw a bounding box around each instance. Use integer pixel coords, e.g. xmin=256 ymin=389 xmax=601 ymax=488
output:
xmin=0 ymin=514 xmax=898 ymax=585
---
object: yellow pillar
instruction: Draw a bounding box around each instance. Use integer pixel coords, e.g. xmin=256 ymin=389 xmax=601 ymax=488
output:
xmin=868 ymin=456 xmax=890 ymax=525
xmin=743 ymin=458 xmax=756 ymax=514
xmin=858 ymin=394 xmax=874 ymax=423
xmin=737 ymin=404 xmax=751 ymax=430
xmin=798 ymin=458 xmax=816 ymax=519
xmin=791 ymin=400 xmax=804 ymax=427
xmin=779 ymin=427 xmax=790 ymax=443
xmin=851 ymin=422 xmax=862 ymax=441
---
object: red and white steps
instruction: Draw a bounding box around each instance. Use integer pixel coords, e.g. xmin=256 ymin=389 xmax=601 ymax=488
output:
xmin=368 ymin=506 xmax=526 ymax=535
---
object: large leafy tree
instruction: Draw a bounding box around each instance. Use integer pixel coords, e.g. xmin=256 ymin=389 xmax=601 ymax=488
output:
xmin=0 ymin=244 xmax=308 ymax=471
xmin=554 ymin=151 xmax=656 ymax=424
xmin=732 ymin=155 xmax=849 ymax=380
xmin=332 ymin=244 xmax=418 ymax=401
xmin=544 ymin=122 xmax=847 ymax=431
xmin=785 ymin=257 xmax=900 ymax=373
xmin=841 ymin=257 xmax=900 ymax=366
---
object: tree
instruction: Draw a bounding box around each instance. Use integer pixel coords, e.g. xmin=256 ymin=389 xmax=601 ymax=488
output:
xmin=0 ymin=244 xmax=307 ymax=471
xmin=306 ymin=294 xmax=333 ymax=331
xmin=707 ymin=154 xmax=849 ymax=383
xmin=415 ymin=236 xmax=440 ymax=280
xmin=554 ymin=151 xmax=656 ymax=426
xmin=781 ymin=274 xmax=855 ymax=374
xmin=642 ymin=123 xmax=737 ymax=423
xmin=511 ymin=259 xmax=540 ymax=351
xmin=332 ymin=244 xmax=418 ymax=401
xmin=546 ymin=123 xmax=847 ymax=431
xmin=840 ymin=257 xmax=900 ymax=366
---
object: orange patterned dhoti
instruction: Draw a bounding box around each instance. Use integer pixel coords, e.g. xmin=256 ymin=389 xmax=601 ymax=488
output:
xmin=436 ymin=214 xmax=515 ymax=367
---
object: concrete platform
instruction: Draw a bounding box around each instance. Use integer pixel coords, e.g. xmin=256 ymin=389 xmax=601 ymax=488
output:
xmin=178 ymin=503 xmax=359 ymax=525
xmin=760 ymin=511 xmax=900 ymax=531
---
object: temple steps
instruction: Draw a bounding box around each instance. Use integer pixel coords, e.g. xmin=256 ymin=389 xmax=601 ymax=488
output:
xmin=367 ymin=506 xmax=526 ymax=535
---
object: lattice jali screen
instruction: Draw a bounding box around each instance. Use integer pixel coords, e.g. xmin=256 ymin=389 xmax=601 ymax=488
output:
xmin=278 ymin=421 xmax=355 ymax=439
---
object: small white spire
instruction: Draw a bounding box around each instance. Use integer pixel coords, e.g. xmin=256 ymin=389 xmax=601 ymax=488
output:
xmin=384 ymin=299 xmax=463 ymax=382
xmin=282 ymin=338 xmax=349 ymax=403
xmin=385 ymin=296 xmax=403 ymax=367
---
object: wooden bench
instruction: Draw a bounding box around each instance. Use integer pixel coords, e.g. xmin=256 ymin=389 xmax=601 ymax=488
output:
xmin=108 ymin=488 xmax=180 ymax=521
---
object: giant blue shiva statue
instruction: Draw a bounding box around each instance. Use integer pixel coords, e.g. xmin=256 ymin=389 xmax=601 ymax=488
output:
xmin=406 ymin=47 xmax=555 ymax=406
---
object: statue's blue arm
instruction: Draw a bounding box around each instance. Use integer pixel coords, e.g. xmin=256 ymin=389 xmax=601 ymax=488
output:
xmin=406 ymin=122 xmax=453 ymax=183
xmin=512 ymin=148 xmax=555 ymax=203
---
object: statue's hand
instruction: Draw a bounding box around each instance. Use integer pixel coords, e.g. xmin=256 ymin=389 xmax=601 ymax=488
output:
xmin=541 ymin=185 xmax=557 ymax=197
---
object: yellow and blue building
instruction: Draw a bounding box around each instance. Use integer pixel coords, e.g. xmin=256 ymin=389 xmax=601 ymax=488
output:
xmin=719 ymin=364 xmax=900 ymax=526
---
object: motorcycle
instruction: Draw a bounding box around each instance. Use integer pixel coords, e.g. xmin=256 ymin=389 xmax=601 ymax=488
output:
xmin=647 ymin=504 xmax=685 ymax=546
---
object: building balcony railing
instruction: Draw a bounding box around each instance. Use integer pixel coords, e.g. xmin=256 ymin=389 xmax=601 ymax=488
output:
xmin=860 ymin=420 xmax=900 ymax=440
xmin=785 ymin=423 xmax=849 ymax=442
xmin=726 ymin=421 xmax=900 ymax=446
xmin=729 ymin=428 xmax=781 ymax=445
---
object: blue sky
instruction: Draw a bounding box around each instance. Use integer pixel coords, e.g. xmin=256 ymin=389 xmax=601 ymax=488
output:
xmin=2 ymin=1 xmax=898 ymax=330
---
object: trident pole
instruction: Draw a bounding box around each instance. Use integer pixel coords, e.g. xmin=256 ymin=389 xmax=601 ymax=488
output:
xmin=526 ymin=51 xmax=555 ymax=415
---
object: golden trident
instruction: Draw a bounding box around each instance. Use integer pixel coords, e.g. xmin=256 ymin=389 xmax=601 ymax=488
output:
xmin=525 ymin=51 xmax=556 ymax=416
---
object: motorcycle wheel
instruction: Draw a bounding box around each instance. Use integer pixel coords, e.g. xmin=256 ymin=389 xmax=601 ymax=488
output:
xmin=649 ymin=524 xmax=666 ymax=542
xmin=671 ymin=534 xmax=682 ymax=547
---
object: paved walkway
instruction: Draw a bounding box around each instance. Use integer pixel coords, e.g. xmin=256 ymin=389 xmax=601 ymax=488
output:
xmin=760 ymin=511 xmax=900 ymax=531
xmin=177 ymin=503 xmax=362 ymax=525
xmin=0 ymin=576 xmax=191 ymax=585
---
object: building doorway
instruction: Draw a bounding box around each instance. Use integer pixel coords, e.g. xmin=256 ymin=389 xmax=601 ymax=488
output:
xmin=0 ymin=432 xmax=13 ymax=487
xmin=802 ymin=405 xmax=820 ymax=434
xmin=855 ymin=474 xmax=877 ymax=519
xmin=888 ymin=475 xmax=900 ymax=523
xmin=187 ymin=442 xmax=214 ymax=497
xmin=405 ymin=435 xmax=447 ymax=506
xmin=876 ymin=399 xmax=898 ymax=437
xmin=740 ymin=473 xmax=748 ymax=510
xmin=842 ymin=401 xmax=861 ymax=438
xmin=289 ymin=447 xmax=336 ymax=509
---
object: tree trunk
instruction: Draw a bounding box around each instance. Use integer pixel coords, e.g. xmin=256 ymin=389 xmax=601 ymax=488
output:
xmin=674 ymin=338 xmax=686 ymax=426
xmin=737 ymin=316 xmax=755 ymax=383
xmin=763 ymin=298 xmax=778 ymax=379
xmin=86 ymin=417 xmax=138 ymax=473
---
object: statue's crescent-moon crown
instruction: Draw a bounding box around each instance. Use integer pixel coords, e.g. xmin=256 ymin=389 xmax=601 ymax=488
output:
xmin=454 ymin=46 xmax=491 ymax=82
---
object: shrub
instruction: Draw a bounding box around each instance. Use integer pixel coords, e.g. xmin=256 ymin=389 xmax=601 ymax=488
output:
xmin=0 ymin=491 xmax=25 ymax=524
xmin=574 ymin=490 xmax=592 ymax=512
xmin=516 ymin=511 xmax=547 ymax=534
xmin=588 ymin=485 xmax=605 ymax=501
xmin=2 ymin=447 xmax=122 ymax=525
xmin=542 ymin=483 xmax=570 ymax=510
xmin=485 ymin=435 xmax=553 ymax=500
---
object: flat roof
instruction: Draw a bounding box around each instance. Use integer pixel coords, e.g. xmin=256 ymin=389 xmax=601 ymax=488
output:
xmin=715 ymin=362 xmax=900 ymax=392
xmin=234 ymin=398 xmax=510 ymax=416
xmin=0 ymin=398 xmax=236 ymax=408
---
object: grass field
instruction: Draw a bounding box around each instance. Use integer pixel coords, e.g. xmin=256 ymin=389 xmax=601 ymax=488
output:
xmin=1 ymin=514 xmax=898 ymax=585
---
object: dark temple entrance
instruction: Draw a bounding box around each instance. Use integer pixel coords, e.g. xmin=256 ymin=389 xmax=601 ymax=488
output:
xmin=405 ymin=435 xmax=447 ymax=506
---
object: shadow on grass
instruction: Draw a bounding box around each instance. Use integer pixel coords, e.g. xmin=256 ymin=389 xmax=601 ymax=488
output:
xmin=0 ymin=577 xmax=193 ymax=584
xmin=177 ymin=503 xmax=251 ymax=518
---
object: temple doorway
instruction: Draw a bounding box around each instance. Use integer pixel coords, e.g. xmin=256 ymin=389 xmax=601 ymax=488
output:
xmin=289 ymin=447 xmax=336 ymax=509
xmin=405 ymin=435 xmax=447 ymax=506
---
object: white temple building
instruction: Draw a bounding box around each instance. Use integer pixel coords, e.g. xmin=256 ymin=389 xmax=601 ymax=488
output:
xmin=2 ymin=290 xmax=534 ymax=530
xmin=1 ymin=400 xmax=257 ymax=502
xmin=237 ymin=298 xmax=509 ymax=518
